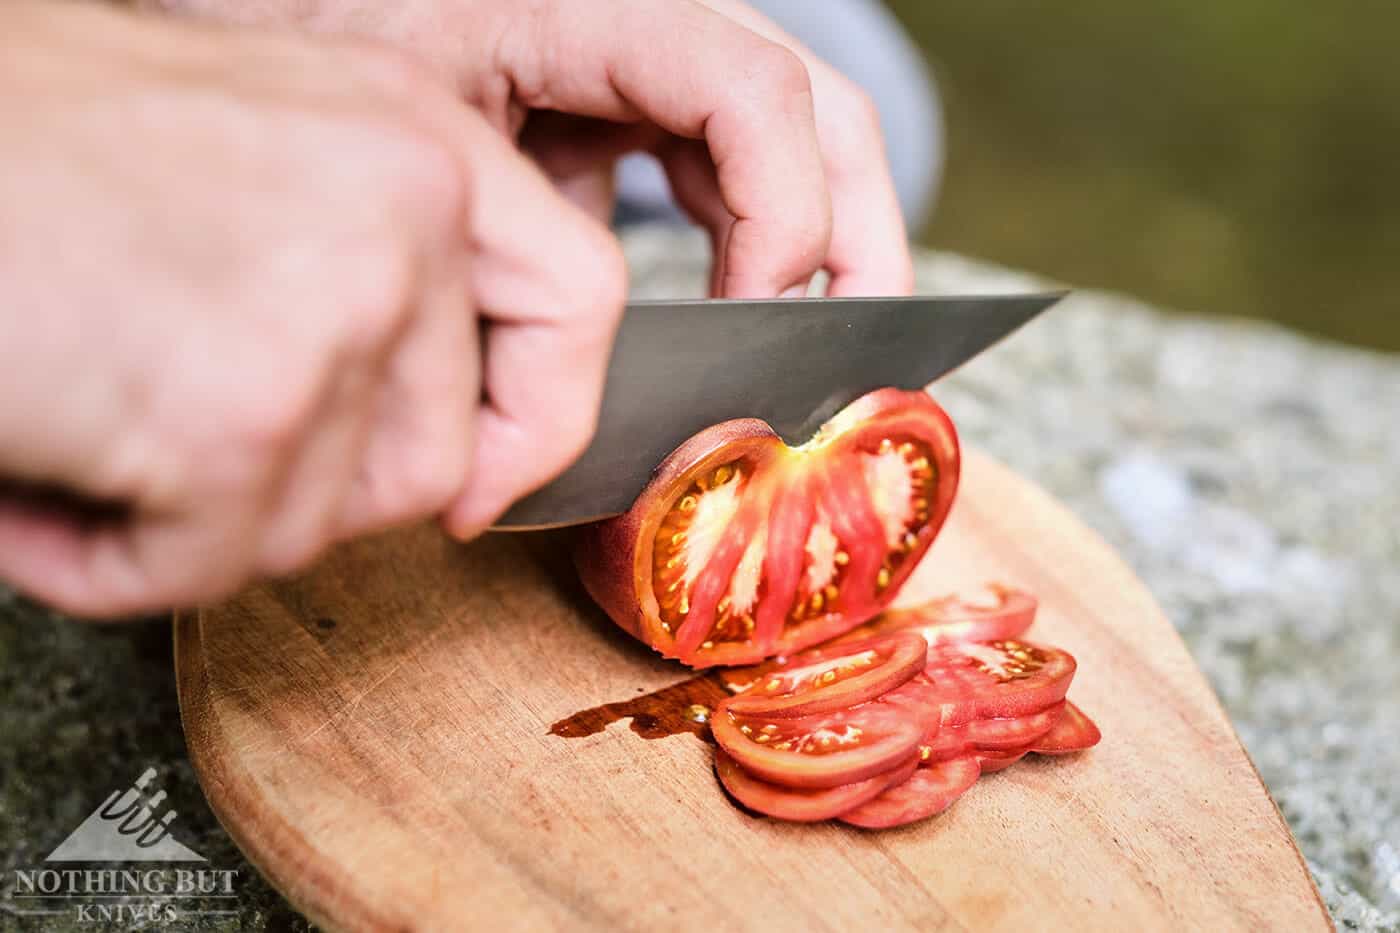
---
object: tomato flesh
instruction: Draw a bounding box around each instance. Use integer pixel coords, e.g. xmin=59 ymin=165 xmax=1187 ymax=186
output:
xmin=711 ymin=701 xmax=924 ymax=789
xmin=714 ymin=749 xmax=918 ymax=822
xmin=724 ymin=632 xmax=927 ymax=719
xmin=1029 ymin=700 xmax=1102 ymax=754
xmin=839 ymin=755 xmax=982 ymax=829
xmin=576 ymin=389 xmax=960 ymax=667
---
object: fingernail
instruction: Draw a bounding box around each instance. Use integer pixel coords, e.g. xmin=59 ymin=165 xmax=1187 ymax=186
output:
xmin=780 ymin=282 xmax=809 ymax=299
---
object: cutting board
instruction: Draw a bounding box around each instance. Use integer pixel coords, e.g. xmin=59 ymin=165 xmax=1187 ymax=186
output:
xmin=174 ymin=448 xmax=1330 ymax=932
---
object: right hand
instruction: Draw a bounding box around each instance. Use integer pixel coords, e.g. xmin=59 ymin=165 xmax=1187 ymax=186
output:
xmin=0 ymin=0 xmax=625 ymax=616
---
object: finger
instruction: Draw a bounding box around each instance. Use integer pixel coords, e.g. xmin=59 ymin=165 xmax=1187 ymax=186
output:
xmin=437 ymin=127 xmax=627 ymax=538
xmin=494 ymin=0 xmax=831 ymax=297
xmin=655 ymin=138 xmax=732 ymax=297
xmin=0 ymin=494 xmax=255 ymax=618
xmin=254 ymin=341 xmax=382 ymax=574
xmin=820 ymin=102 xmax=914 ymax=297
xmin=336 ymin=251 xmax=478 ymax=540
xmin=521 ymin=114 xmax=656 ymax=224
xmin=520 ymin=112 xmax=659 ymax=179
xmin=689 ymin=0 xmax=913 ymax=295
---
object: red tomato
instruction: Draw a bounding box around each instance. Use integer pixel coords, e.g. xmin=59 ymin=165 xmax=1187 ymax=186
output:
xmin=974 ymin=748 xmax=1027 ymax=773
xmin=724 ymin=632 xmax=927 ymax=719
xmin=922 ymin=639 xmax=1077 ymax=723
xmin=833 ymin=584 xmax=1037 ymax=648
xmin=839 ymin=755 xmax=981 ymax=829
xmin=711 ymin=701 xmax=925 ymax=789
xmin=574 ymin=389 xmax=960 ymax=667
xmin=714 ymin=749 xmax=918 ymax=822
xmin=1029 ymin=700 xmax=1102 ymax=754
xmin=962 ymin=701 xmax=1064 ymax=750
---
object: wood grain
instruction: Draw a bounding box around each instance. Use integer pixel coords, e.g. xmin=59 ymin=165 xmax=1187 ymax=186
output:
xmin=175 ymin=449 xmax=1331 ymax=932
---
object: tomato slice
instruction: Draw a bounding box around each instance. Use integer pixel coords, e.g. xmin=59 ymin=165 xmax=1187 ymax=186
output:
xmin=1029 ymin=700 xmax=1102 ymax=754
xmin=974 ymin=748 xmax=1027 ymax=773
xmin=714 ymin=749 xmax=918 ymax=822
xmin=724 ymin=632 xmax=927 ymax=719
xmin=835 ymin=584 xmax=1037 ymax=648
xmin=711 ymin=701 xmax=924 ymax=789
xmin=961 ymin=701 xmax=1064 ymax=750
xmin=838 ymin=755 xmax=981 ymax=829
xmin=574 ymin=389 xmax=960 ymax=667
xmin=922 ymin=639 xmax=1077 ymax=723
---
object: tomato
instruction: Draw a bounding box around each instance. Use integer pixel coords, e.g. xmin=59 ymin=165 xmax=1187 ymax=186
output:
xmin=838 ymin=755 xmax=981 ymax=829
xmin=714 ymin=749 xmax=918 ymax=822
xmin=1029 ymin=700 xmax=1101 ymax=755
xmin=973 ymin=748 xmax=1027 ymax=773
xmin=834 ymin=584 xmax=1037 ymax=648
xmin=724 ymin=632 xmax=927 ymax=719
xmin=962 ymin=701 xmax=1064 ymax=750
xmin=921 ymin=639 xmax=1076 ymax=723
xmin=574 ymin=389 xmax=960 ymax=667
xmin=711 ymin=701 xmax=925 ymax=789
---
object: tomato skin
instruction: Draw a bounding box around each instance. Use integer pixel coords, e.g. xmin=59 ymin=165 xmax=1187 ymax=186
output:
xmin=714 ymin=749 xmax=918 ymax=822
xmin=574 ymin=423 xmax=777 ymax=661
xmin=839 ymin=755 xmax=981 ymax=829
xmin=711 ymin=704 xmax=925 ymax=790
xmin=574 ymin=389 xmax=961 ymax=668
xmin=1029 ymin=700 xmax=1101 ymax=754
xmin=724 ymin=633 xmax=928 ymax=720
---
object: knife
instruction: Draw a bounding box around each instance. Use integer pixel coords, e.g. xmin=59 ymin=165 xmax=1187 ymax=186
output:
xmin=493 ymin=292 xmax=1065 ymax=530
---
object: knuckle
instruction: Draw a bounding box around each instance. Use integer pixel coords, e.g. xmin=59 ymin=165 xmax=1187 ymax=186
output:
xmin=337 ymin=249 xmax=416 ymax=354
xmin=751 ymin=41 xmax=813 ymax=102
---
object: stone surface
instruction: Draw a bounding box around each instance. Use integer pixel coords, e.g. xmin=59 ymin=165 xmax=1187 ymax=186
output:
xmin=2 ymin=225 xmax=1397 ymax=931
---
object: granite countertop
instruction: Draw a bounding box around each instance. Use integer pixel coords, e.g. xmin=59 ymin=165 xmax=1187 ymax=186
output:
xmin=2 ymin=226 xmax=1397 ymax=931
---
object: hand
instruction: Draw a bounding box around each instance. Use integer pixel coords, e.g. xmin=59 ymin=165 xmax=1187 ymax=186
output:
xmin=143 ymin=0 xmax=914 ymax=301
xmin=0 ymin=1 xmax=623 ymax=615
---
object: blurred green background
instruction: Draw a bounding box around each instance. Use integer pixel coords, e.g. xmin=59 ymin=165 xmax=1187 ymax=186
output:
xmin=885 ymin=2 xmax=1399 ymax=351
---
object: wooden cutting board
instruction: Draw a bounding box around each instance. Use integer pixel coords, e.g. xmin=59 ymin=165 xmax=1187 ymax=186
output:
xmin=174 ymin=448 xmax=1330 ymax=932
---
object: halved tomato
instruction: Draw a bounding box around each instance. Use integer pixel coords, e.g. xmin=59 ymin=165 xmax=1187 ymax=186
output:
xmin=714 ymin=749 xmax=918 ymax=822
xmin=574 ymin=389 xmax=960 ymax=667
xmin=724 ymin=632 xmax=927 ymax=719
xmin=1029 ymin=700 xmax=1102 ymax=754
xmin=839 ymin=755 xmax=981 ymax=829
xmin=711 ymin=701 xmax=924 ymax=789
xmin=962 ymin=701 xmax=1064 ymax=750
xmin=834 ymin=584 xmax=1037 ymax=648
xmin=922 ymin=639 xmax=1076 ymax=723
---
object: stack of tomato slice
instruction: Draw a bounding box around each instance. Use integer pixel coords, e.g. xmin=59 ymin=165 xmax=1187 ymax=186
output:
xmin=710 ymin=585 xmax=1100 ymax=828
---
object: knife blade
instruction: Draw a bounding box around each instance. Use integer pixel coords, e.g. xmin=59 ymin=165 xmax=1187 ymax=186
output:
xmin=493 ymin=291 xmax=1064 ymax=530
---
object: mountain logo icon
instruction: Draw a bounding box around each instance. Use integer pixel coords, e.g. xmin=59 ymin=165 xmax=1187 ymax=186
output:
xmin=46 ymin=768 xmax=205 ymax=862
